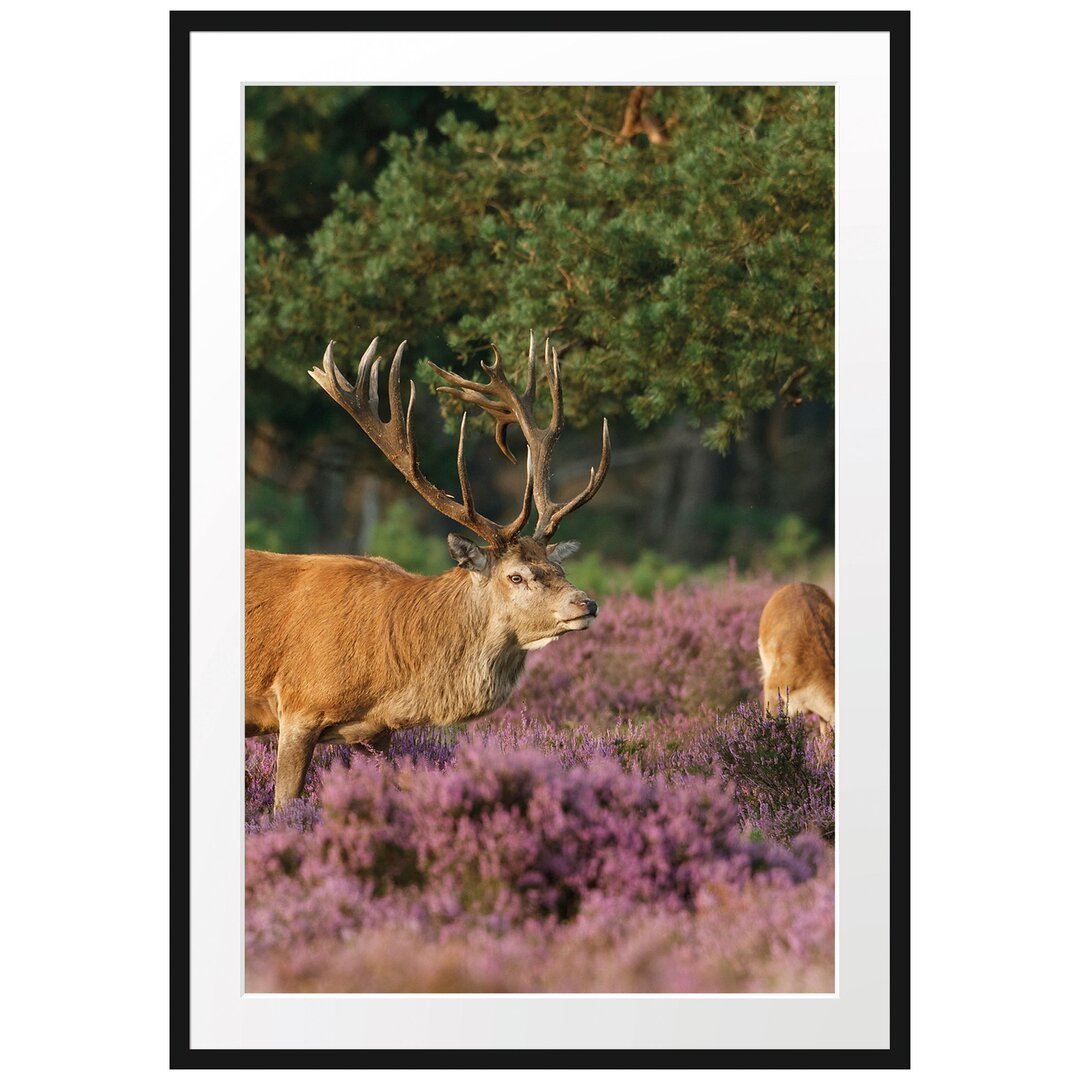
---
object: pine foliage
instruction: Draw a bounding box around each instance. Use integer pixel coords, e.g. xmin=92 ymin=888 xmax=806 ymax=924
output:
xmin=246 ymin=86 xmax=833 ymax=451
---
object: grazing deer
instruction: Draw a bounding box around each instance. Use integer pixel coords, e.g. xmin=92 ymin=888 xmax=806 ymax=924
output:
xmin=246 ymin=333 xmax=610 ymax=810
xmin=758 ymin=583 xmax=835 ymax=735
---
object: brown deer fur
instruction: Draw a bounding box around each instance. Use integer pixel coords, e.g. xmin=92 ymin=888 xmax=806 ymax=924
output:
xmin=758 ymin=583 xmax=835 ymax=733
xmin=246 ymin=536 xmax=596 ymax=809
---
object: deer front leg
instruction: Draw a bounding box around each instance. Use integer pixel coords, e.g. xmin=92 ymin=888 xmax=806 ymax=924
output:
xmin=273 ymin=719 xmax=321 ymax=812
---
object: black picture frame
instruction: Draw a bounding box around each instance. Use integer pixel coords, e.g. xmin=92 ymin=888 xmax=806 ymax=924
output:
xmin=171 ymin=8 xmax=909 ymax=1068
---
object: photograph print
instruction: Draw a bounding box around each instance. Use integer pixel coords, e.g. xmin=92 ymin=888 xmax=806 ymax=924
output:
xmin=243 ymin=84 xmax=836 ymax=994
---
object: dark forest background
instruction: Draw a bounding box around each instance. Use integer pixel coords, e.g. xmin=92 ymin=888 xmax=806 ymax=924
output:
xmin=245 ymin=86 xmax=834 ymax=591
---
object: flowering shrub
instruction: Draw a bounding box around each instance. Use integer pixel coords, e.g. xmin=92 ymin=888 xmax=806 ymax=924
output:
xmin=485 ymin=577 xmax=777 ymax=725
xmin=245 ymin=577 xmax=836 ymax=992
xmin=247 ymin=706 xmax=833 ymax=846
xmin=247 ymin=864 xmax=835 ymax=993
xmin=713 ymin=702 xmax=835 ymax=842
xmin=246 ymin=740 xmax=832 ymax=991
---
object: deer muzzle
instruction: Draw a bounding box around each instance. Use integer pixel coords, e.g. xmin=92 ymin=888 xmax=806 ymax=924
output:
xmin=558 ymin=595 xmax=599 ymax=631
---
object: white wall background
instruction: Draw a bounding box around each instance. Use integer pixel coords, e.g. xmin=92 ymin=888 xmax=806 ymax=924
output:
xmin=2 ymin=1 xmax=1076 ymax=1077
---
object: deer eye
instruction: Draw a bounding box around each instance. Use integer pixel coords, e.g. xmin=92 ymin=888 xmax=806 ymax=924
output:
xmin=508 ymin=573 xmax=524 ymax=584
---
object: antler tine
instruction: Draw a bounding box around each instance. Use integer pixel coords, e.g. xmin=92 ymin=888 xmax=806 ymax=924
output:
xmin=545 ymin=340 xmax=564 ymax=434
xmin=539 ymin=417 xmax=611 ymax=539
xmin=480 ymin=341 xmax=502 ymax=375
xmin=355 ymin=337 xmax=380 ymax=397
xmin=528 ymin=336 xmax=610 ymax=540
xmin=522 ymin=330 xmax=538 ymax=406
xmin=432 ymin=382 xmax=515 ymax=417
xmin=404 ymin=379 xmax=419 ymax=478
xmin=387 ymin=340 xmax=406 ymax=424
xmin=489 ymin=346 xmax=521 ymax=464
xmin=367 ymin=355 xmax=382 ymax=414
xmin=500 ymin=446 xmax=535 ymax=540
xmin=427 ymin=360 xmax=497 ymax=399
xmin=456 ymin=412 xmax=475 ymax=519
xmin=314 ymin=339 xmax=353 ymax=401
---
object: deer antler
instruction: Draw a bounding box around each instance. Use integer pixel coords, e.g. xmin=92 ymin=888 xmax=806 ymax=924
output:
xmin=310 ymin=339 xmax=533 ymax=548
xmin=430 ymin=332 xmax=610 ymax=541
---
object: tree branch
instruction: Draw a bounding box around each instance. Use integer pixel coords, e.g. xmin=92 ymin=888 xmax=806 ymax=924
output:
xmin=614 ymin=87 xmax=671 ymax=146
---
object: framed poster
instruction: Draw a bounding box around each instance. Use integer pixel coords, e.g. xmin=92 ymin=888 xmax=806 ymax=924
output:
xmin=173 ymin=9 xmax=908 ymax=1066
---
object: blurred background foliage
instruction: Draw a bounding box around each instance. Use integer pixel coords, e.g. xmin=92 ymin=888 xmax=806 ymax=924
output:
xmin=245 ymin=86 xmax=834 ymax=584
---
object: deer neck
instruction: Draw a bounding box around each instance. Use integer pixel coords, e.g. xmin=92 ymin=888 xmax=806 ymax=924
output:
xmin=433 ymin=570 xmax=528 ymax=718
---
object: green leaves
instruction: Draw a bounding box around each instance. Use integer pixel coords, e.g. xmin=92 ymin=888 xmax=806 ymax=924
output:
xmin=246 ymin=86 xmax=833 ymax=452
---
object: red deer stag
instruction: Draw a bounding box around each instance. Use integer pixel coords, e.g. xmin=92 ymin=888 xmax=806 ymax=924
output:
xmin=246 ymin=333 xmax=610 ymax=810
xmin=758 ymin=583 xmax=835 ymax=736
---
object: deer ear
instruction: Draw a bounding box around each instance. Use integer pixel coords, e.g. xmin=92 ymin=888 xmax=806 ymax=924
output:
xmin=448 ymin=533 xmax=489 ymax=574
xmin=546 ymin=540 xmax=580 ymax=565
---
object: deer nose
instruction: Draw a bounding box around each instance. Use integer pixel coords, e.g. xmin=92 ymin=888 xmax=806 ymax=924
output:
xmin=577 ymin=597 xmax=598 ymax=617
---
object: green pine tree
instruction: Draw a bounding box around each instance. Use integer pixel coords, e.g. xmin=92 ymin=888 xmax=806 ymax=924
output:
xmin=246 ymin=85 xmax=833 ymax=452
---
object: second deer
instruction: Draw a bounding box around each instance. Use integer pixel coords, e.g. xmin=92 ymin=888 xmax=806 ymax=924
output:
xmin=758 ymin=582 xmax=835 ymax=735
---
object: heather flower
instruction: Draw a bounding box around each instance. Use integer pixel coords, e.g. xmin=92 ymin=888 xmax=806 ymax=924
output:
xmin=244 ymin=576 xmax=836 ymax=991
